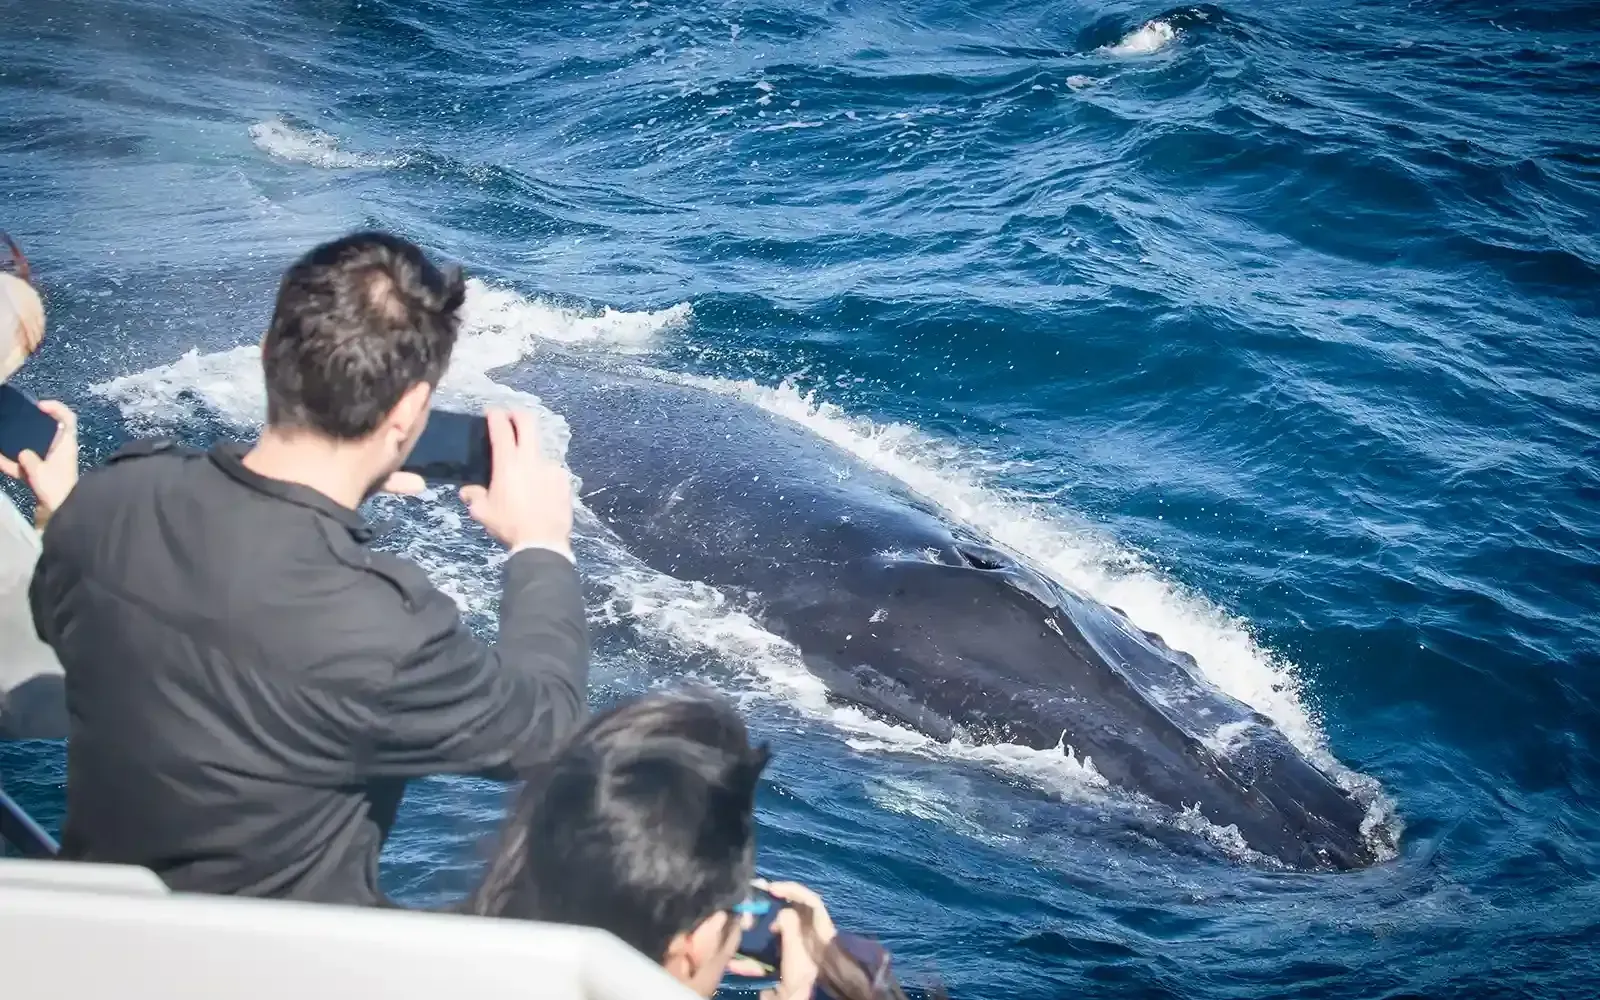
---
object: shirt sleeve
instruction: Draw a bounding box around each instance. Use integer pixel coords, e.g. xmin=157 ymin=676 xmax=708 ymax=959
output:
xmin=362 ymin=548 xmax=591 ymax=780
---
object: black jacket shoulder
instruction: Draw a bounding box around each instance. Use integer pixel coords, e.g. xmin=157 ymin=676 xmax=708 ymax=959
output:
xmin=105 ymin=437 xmax=203 ymax=465
xmin=311 ymin=516 xmax=441 ymax=616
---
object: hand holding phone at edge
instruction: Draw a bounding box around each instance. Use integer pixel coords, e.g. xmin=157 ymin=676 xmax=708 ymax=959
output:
xmin=0 ymin=399 xmax=79 ymax=529
xmin=460 ymin=408 xmax=574 ymax=559
xmin=755 ymin=879 xmax=838 ymax=1000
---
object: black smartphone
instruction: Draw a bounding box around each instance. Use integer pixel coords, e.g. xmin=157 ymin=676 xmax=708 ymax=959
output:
xmin=0 ymin=383 xmax=61 ymax=464
xmin=732 ymin=886 xmax=790 ymax=974
xmin=400 ymin=408 xmax=491 ymax=486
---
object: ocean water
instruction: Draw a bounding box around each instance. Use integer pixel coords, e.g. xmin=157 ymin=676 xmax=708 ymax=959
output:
xmin=2 ymin=0 xmax=1597 ymax=996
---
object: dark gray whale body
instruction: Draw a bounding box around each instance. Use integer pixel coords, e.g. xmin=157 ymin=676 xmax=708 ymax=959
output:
xmin=506 ymin=357 xmax=1378 ymax=871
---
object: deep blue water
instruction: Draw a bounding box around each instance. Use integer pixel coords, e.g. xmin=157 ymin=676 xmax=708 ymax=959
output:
xmin=3 ymin=0 xmax=1598 ymax=996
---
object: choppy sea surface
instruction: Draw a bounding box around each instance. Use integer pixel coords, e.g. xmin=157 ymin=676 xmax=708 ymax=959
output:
xmin=2 ymin=1 xmax=1597 ymax=996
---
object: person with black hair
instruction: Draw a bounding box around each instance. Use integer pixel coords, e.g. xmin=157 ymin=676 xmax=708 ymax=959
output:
xmin=468 ymin=692 xmax=917 ymax=1000
xmin=28 ymin=231 xmax=589 ymax=904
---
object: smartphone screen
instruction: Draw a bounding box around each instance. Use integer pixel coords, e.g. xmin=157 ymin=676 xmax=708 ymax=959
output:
xmin=0 ymin=383 xmax=61 ymax=463
xmin=401 ymin=408 xmax=491 ymax=486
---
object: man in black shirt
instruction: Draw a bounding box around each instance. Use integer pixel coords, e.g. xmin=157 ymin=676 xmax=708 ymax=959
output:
xmin=28 ymin=231 xmax=590 ymax=905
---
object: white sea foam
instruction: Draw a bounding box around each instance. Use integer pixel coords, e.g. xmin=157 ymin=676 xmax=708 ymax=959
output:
xmin=1103 ymin=19 xmax=1179 ymax=56
xmin=1172 ymin=804 xmax=1275 ymax=866
xmin=248 ymin=116 xmax=406 ymax=170
xmin=759 ymin=120 xmax=826 ymax=132
xmin=92 ymin=277 xmax=691 ymax=458
xmin=90 ymin=277 xmax=1397 ymax=860
xmin=461 ymin=278 xmax=690 ymax=357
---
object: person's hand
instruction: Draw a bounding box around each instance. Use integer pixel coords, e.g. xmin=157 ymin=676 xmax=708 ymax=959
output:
xmin=377 ymin=470 xmax=426 ymax=496
xmin=459 ymin=408 xmax=574 ymax=557
xmin=756 ymin=880 xmax=838 ymax=1000
xmin=0 ymin=399 xmax=78 ymax=528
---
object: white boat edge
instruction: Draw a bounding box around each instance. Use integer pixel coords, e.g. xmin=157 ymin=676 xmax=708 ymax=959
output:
xmin=1 ymin=857 xmax=700 ymax=998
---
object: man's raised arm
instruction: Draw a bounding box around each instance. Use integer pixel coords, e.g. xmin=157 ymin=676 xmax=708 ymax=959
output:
xmin=365 ymin=545 xmax=589 ymax=780
xmin=365 ymin=408 xmax=589 ymax=779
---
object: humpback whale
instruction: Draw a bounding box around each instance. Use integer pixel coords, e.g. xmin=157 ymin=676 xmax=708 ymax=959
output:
xmin=505 ymin=355 xmax=1378 ymax=871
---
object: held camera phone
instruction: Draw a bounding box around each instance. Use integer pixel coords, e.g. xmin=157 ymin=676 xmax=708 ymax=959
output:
xmin=400 ymin=408 xmax=492 ymax=486
xmin=0 ymin=383 xmax=61 ymax=465
xmin=731 ymin=886 xmax=791 ymax=975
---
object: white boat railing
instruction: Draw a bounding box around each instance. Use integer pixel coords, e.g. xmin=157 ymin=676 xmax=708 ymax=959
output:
xmin=0 ymin=784 xmax=57 ymax=857
xmin=0 ymin=857 xmax=698 ymax=999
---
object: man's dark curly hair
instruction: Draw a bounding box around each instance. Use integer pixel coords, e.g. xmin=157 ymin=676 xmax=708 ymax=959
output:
xmin=262 ymin=231 xmax=466 ymax=439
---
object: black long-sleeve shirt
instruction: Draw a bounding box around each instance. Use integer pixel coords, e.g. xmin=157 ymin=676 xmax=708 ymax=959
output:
xmin=28 ymin=439 xmax=589 ymax=905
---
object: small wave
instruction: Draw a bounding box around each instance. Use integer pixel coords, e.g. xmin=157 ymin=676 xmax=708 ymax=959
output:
xmin=1102 ymin=19 xmax=1180 ymax=56
xmin=461 ymin=278 xmax=691 ymax=357
xmin=758 ymin=120 xmax=827 ymax=132
xmin=248 ymin=116 xmax=406 ymax=170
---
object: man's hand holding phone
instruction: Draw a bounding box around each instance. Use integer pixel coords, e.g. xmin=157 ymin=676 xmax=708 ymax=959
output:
xmin=460 ymin=408 xmax=574 ymax=561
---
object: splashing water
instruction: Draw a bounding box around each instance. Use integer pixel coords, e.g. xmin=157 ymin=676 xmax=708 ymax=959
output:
xmin=1103 ymin=19 xmax=1180 ymax=57
xmin=248 ymin=116 xmax=406 ymax=170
